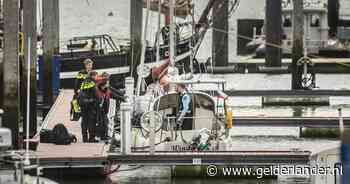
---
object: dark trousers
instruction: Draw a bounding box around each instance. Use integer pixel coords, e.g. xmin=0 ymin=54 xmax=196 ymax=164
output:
xmin=181 ymin=116 xmax=193 ymax=130
xmin=81 ymin=110 xmax=97 ymax=142
xmin=97 ymin=114 xmax=109 ymax=140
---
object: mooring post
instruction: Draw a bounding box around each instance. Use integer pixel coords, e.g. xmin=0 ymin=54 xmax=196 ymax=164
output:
xmin=22 ymin=0 xmax=37 ymax=137
xmin=0 ymin=109 xmax=3 ymax=127
xmin=122 ymin=77 xmax=134 ymax=155
xmin=339 ymin=108 xmax=344 ymax=137
xmin=3 ymin=0 xmax=20 ymax=148
xmin=42 ymin=0 xmax=59 ymax=106
xmin=291 ymin=0 xmax=304 ymax=89
xmin=130 ymin=0 xmax=143 ymax=80
xmin=328 ymin=0 xmax=339 ymax=36
xmin=0 ymin=0 xmax=4 ymax=108
xmin=120 ymin=102 xmax=132 ymax=155
xmin=212 ymin=0 xmax=228 ymax=67
xmin=265 ymin=0 xmax=282 ymax=67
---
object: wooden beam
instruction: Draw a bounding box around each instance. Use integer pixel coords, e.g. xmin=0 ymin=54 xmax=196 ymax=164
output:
xmin=42 ymin=0 xmax=59 ymax=106
xmin=212 ymin=0 xmax=228 ymax=67
xmin=265 ymin=0 xmax=282 ymax=67
xmin=3 ymin=0 xmax=20 ymax=148
xmin=291 ymin=0 xmax=304 ymax=89
xmin=22 ymin=0 xmax=37 ymax=137
xmin=130 ymin=0 xmax=143 ymax=79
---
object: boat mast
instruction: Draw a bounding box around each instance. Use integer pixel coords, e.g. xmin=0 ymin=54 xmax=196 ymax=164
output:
xmin=169 ymin=0 xmax=175 ymax=67
xmin=156 ymin=0 xmax=161 ymax=64
xmin=136 ymin=0 xmax=151 ymax=96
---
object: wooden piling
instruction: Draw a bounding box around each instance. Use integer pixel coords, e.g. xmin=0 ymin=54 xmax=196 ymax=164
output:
xmin=42 ymin=0 xmax=59 ymax=106
xmin=130 ymin=0 xmax=143 ymax=79
xmin=291 ymin=0 xmax=304 ymax=90
xmin=22 ymin=0 xmax=37 ymax=137
xmin=212 ymin=0 xmax=228 ymax=67
xmin=0 ymin=0 xmax=3 ymax=107
xmin=3 ymin=0 xmax=20 ymax=148
xmin=328 ymin=0 xmax=339 ymax=36
xmin=265 ymin=0 xmax=282 ymax=67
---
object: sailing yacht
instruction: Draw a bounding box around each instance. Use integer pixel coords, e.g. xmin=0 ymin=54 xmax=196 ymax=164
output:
xmin=112 ymin=0 xmax=236 ymax=152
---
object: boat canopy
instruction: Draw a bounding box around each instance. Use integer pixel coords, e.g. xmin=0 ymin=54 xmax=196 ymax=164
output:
xmin=151 ymin=91 xmax=220 ymax=130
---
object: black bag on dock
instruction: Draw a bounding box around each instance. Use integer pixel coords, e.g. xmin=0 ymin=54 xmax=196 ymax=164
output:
xmin=40 ymin=129 xmax=56 ymax=143
xmin=52 ymin=124 xmax=77 ymax=145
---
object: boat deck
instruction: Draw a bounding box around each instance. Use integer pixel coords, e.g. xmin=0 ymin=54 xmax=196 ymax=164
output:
xmin=35 ymin=90 xmax=108 ymax=168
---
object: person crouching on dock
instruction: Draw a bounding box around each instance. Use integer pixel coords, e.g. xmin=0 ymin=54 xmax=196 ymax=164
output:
xmin=78 ymin=71 xmax=99 ymax=143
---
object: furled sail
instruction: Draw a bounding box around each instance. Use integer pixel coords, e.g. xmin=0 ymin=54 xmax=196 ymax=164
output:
xmin=143 ymin=0 xmax=193 ymax=18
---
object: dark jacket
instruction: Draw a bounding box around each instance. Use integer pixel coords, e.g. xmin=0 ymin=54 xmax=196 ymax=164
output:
xmin=96 ymin=86 xmax=111 ymax=115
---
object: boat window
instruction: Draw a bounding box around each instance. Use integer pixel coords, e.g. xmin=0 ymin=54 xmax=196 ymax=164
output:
xmin=283 ymin=15 xmax=292 ymax=27
xmin=154 ymin=93 xmax=215 ymax=112
xmin=310 ymin=14 xmax=320 ymax=27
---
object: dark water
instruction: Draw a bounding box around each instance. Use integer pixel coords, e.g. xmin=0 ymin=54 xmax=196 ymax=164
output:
xmin=55 ymin=178 xmax=278 ymax=184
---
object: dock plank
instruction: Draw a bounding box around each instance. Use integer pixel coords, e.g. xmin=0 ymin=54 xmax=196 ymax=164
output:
xmin=36 ymin=90 xmax=108 ymax=167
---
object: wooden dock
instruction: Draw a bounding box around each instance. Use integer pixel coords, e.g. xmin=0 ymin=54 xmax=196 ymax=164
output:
xmin=34 ymin=90 xmax=109 ymax=168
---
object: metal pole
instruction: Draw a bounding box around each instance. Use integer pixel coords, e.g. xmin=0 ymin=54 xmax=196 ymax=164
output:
xmin=24 ymin=37 xmax=31 ymax=165
xmin=149 ymin=115 xmax=155 ymax=155
xmin=169 ymin=0 xmax=175 ymax=67
xmin=291 ymin=0 xmax=304 ymax=89
xmin=136 ymin=0 xmax=150 ymax=96
xmin=156 ymin=0 xmax=161 ymax=64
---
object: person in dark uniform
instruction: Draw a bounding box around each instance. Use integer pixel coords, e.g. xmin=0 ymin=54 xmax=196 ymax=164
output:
xmin=70 ymin=59 xmax=94 ymax=121
xmin=78 ymin=71 xmax=98 ymax=142
xmin=176 ymin=83 xmax=193 ymax=130
xmin=74 ymin=59 xmax=94 ymax=95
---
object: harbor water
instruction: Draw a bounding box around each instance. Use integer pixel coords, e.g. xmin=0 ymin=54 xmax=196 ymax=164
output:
xmin=53 ymin=0 xmax=349 ymax=183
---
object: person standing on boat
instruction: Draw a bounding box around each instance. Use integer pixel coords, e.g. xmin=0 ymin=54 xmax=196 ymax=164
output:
xmin=176 ymin=83 xmax=193 ymax=130
xmin=78 ymin=71 xmax=98 ymax=142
